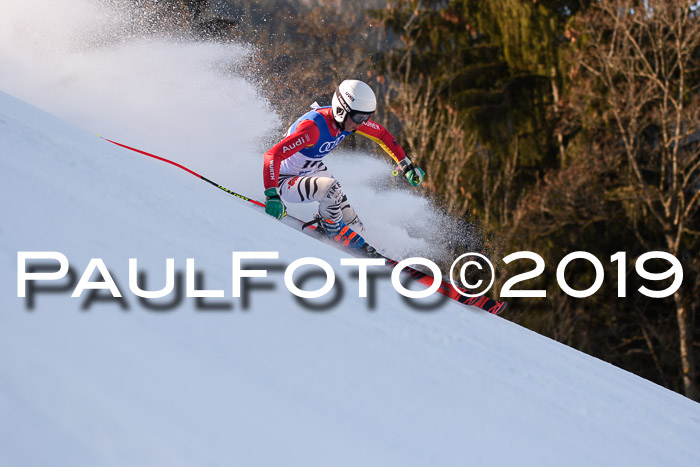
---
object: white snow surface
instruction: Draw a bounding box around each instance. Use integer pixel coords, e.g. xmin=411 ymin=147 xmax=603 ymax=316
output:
xmin=1 ymin=2 xmax=700 ymax=466
xmin=2 ymin=84 xmax=700 ymax=467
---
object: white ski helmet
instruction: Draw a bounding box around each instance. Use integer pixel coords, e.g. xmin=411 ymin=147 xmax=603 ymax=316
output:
xmin=331 ymin=79 xmax=377 ymax=129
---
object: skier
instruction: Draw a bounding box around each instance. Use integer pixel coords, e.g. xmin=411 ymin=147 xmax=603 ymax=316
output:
xmin=262 ymin=79 xmax=425 ymax=248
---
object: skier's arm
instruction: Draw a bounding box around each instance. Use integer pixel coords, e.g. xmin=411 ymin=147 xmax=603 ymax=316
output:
xmin=356 ymin=120 xmax=424 ymax=187
xmin=263 ymin=120 xmax=320 ymax=191
xmin=355 ymin=120 xmax=407 ymax=164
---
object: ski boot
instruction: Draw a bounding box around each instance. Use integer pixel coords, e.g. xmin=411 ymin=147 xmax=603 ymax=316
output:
xmin=303 ymin=215 xmax=366 ymax=249
xmin=302 ymin=216 xmax=384 ymax=258
xmin=319 ymin=217 xmax=366 ymax=248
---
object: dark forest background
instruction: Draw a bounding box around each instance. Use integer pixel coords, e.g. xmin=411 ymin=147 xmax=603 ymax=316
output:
xmin=127 ymin=0 xmax=699 ymax=401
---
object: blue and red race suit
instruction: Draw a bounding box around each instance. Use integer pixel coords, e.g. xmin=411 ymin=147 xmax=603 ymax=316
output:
xmin=263 ymin=106 xmax=407 ymax=190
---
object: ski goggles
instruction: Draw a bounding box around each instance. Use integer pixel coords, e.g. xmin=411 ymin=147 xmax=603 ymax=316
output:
xmin=348 ymin=110 xmax=373 ymax=124
xmin=335 ymin=86 xmax=374 ymax=124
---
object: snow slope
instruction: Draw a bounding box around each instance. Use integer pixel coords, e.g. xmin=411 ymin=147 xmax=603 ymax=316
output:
xmin=2 ymin=1 xmax=700 ymax=465
xmin=2 ymin=90 xmax=700 ymax=466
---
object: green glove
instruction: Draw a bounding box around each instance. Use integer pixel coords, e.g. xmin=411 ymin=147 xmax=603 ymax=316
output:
xmin=264 ymin=187 xmax=286 ymax=219
xmin=399 ymin=159 xmax=425 ymax=187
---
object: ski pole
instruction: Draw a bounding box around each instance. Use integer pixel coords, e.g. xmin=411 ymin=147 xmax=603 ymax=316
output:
xmin=100 ymin=137 xmax=265 ymax=208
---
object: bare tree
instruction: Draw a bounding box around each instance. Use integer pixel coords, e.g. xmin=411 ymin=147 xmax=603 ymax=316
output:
xmin=384 ymin=74 xmax=481 ymax=217
xmin=568 ymin=0 xmax=700 ymax=399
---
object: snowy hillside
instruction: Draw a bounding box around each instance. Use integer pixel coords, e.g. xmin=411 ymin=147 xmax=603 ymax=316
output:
xmin=2 ymin=1 xmax=700 ymax=465
xmin=2 ymin=90 xmax=700 ymax=466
